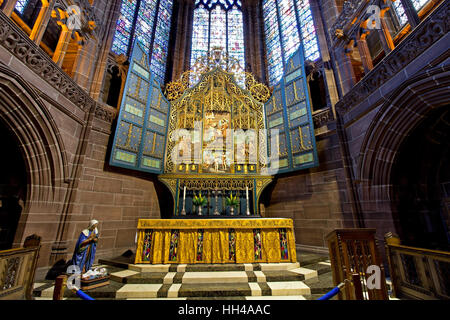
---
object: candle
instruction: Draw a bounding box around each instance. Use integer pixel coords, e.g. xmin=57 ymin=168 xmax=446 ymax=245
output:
xmin=246 ymin=186 xmax=249 ymax=200
xmin=183 ymin=186 xmax=186 ymax=200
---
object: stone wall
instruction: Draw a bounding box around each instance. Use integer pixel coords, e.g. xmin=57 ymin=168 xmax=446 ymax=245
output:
xmin=265 ymin=128 xmax=353 ymax=251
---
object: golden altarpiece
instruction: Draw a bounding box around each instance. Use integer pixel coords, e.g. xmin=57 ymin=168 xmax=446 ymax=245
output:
xmin=109 ymin=42 xmax=318 ymax=264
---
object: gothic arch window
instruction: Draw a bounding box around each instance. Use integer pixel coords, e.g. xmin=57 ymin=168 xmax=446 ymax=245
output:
xmin=190 ymin=0 xmax=245 ymax=70
xmin=263 ymin=0 xmax=320 ymax=86
xmin=111 ymin=0 xmax=174 ymax=84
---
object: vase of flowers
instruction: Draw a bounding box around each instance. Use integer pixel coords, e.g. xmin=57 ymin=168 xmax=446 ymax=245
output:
xmin=226 ymin=193 xmax=239 ymax=215
xmin=193 ymin=192 xmax=207 ymax=215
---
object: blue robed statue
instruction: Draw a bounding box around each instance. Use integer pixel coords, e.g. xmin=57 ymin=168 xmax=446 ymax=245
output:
xmin=71 ymin=219 xmax=99 ymax=273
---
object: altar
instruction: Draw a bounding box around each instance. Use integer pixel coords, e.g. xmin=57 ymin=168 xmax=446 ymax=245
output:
xmin=135 ymin=218 xmax=297 ymax=264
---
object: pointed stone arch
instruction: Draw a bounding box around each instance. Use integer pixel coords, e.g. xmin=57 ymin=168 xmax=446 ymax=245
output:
xmin=0 ymin=64 xmax=70 ymax=242
xmin=358 ymin=65 xmax=450 ymax=203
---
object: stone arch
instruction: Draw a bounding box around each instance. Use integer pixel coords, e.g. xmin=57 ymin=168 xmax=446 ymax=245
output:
xmin=358 ymin=65 xmax=450 ymax=202
xmin=0 ymin=64 xmax=69 ymax=242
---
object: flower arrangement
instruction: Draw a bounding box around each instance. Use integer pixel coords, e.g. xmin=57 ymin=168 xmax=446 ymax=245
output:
xmin=225 ymin=193 xmax=239 ymax=208
xmin=193 ymin=192 xmax=207 ymax=207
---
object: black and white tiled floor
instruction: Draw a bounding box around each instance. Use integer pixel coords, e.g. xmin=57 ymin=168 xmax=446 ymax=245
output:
xmin=33 ymin=253 xmax=336 ymax=300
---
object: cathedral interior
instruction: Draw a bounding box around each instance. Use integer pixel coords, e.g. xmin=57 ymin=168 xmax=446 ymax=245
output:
xmin=0 ymin=0 xmax=449 ymax=301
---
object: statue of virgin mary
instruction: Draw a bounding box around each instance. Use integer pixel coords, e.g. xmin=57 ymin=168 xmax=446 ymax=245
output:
xmin=70 ymin=219 xmax=99 ymax=273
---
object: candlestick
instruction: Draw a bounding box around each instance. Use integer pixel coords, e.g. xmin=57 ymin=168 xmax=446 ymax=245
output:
xmin=181 ymin=186 xmax=186 ymax=215
xmin=246 ymin=187 xmax=251 ymax=216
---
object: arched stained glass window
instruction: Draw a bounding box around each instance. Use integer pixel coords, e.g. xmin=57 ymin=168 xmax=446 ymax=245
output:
xmin=190 ymin=0 xmax=245 ymax=70
xmin=263 ymin=0 xmax=320 ymax=86
xmin=111 ymin=0 xmax=173 ymax=84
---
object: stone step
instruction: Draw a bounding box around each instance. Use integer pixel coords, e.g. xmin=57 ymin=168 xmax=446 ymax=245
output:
xmin=34 ymin=279 xmax=312 ymax=299
xmin=297 ymin=252 xmax=330 ymax=267
xmin=304 ymin=272 xmax=334 ymax=294
xmin=302 ymin=262 xmax=332 ymax=276
xmin=109 ymin=268 xmax=314 ymax=285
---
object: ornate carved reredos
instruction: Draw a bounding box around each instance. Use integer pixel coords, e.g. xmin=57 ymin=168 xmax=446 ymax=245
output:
xmin=164 ymin=66 xmax=268 ymax=174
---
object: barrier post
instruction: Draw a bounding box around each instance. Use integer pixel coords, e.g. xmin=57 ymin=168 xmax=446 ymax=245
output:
xmin=53 ymin=275 xmax=67 ymax=300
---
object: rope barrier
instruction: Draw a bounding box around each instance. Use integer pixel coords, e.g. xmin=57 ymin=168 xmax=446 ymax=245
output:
xmin=317 ymin=281 xmax=347 ymax=300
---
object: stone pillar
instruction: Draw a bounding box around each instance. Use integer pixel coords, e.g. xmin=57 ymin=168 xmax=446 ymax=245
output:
xmin=171 ymin=0 xmax=195 ymax=79
xmin=73 ymin=39 xmax=99 ymax=91
xmin=399 ymin=0 xmax=420 ymax=27
xmin=356 ymin=31 xmax=373 ymax=74
xmin=52 ymin=22 xmax=71 ymax=66
xmin=2 ymin=0 xmax=19 ymax=17
xmin=336 ymin=45 xmax=356 ymax=95
xmin=378 ymin=8 xmax=395 ymax=53
xmin=243 ymin=0 xmax=266 ymax=82
xmin=89 ymin=0 xmax=122 ymax=100
xmin=309 ymin=0 xmax=340 ymax=110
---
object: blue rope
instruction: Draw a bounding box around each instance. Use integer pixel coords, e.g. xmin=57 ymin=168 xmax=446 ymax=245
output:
xmin=75 ymin=289 xmax=95 ymax=300
xmin=317 ymin=286 xmax=340 ymax=300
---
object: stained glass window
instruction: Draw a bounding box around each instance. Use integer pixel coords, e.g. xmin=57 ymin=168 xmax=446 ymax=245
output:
xmin=111 ymin=0 xmax=139 ymax=56
xmin=410 ymin=0 xmax=430 ymax=11
xmin=210 ymin=6 xmax=227 ymax=50
xmin=190 ymin=1 xmax=245 ymax=71
xmin=133 ymin=0 xmax=157 ymax=53
xmin=263 ymin=0 xmax=283 ymax=85
xmin=227 ymin=7 xmax=245 ymax=70
xmin=14 ymin=0 xmax=29 ymax=15
xmin=392 ymin=0 xmax=432 ymax=27
xmin=150 ymin=0 xmax=173 ymax=83
xmin=191 ymin=5 xmax=210 ymax=66
xmin=278 ymin=0 xmax=300 ymax=62
xmin=295 ymin=0 xmax=320 ymax=61
xmin=263 ymin=0 xmax=320 ymax=86
xmin=111 ymin=0 xmax=173 ymax=84
xmin=392 ymin=1 xmax=408 ymax=27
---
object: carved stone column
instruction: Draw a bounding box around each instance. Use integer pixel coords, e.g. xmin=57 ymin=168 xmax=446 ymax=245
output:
xmin=2 ymin=0 xmax=19 ymax=17
xmin=356 ymin=30 xmax=373 ymax=74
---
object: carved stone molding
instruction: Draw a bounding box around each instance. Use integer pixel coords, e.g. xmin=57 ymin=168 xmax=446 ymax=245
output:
xmin=95 ymin=104 xmax=115 ymax=123
xmin=0 ymin=10 xmax=114 ymax=123
xmin=330 ymin=0 xmax=366 ymax=44
xmin=313 ymin=108 xmax=335 ymax=128
xmin=335 ymin=1 xmax=449 ymax=114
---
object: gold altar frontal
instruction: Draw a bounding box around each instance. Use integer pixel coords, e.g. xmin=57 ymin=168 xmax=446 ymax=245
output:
xmin=135 ymin=218 xmax=297 ymax=264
